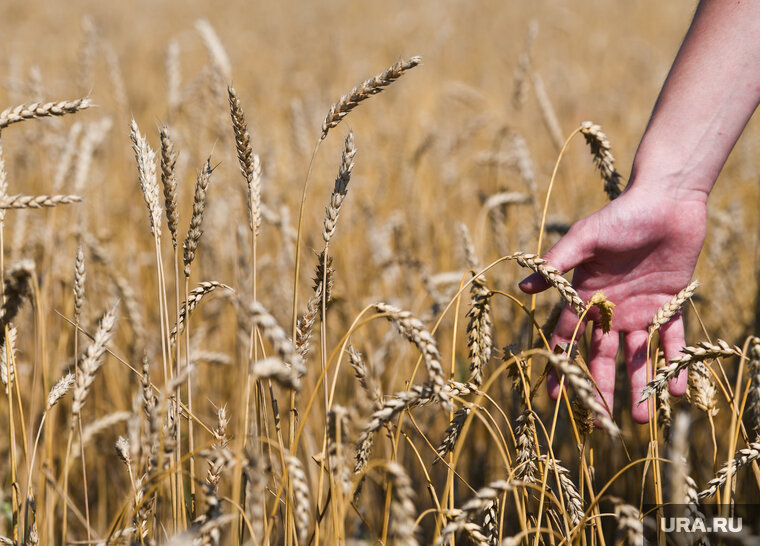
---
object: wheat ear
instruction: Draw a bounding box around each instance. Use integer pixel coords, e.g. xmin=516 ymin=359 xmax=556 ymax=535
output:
xmin=0 ymin=97 xmax=92 ymax=130
xmin=321 ymin=56 xmax=422 ymax=140
xmin=579 ymin=121 xmax=624 ymax=200
xmin=649 ymin=280 xmax=699 ymax=334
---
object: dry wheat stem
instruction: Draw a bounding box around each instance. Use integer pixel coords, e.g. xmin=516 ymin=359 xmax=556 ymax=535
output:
xmin=0 ymin=97 xmax=92 ymax=130
xmin=321 ymin=56 xmax=422 ymax=139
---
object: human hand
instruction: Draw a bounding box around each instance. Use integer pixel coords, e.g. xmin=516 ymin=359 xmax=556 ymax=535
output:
xmin=518 ymin=185 xmax=707 ymax=423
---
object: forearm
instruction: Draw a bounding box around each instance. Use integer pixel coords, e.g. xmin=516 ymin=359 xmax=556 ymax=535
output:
xmin=629 ymin=0 xmax=760 ymax=201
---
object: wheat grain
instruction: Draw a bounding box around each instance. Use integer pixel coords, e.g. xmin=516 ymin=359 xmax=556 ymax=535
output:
xmin=514 ymin=410 xmax=538 ymax=483
xmin=547 ymin=351 xmax=620 ymax=436
xmin=251 ymin=357 xmax=300 ymax=390
xmin=385 ymin=462 xmax=419 ymax=546
xmin=170 ymin=281 xmax=232 ymax=342
xmin=321 ymin=56 xmax=422 ymax=140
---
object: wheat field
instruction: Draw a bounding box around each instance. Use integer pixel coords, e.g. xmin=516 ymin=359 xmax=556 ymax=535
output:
xmin=0 ymin=1 xmax=759 ymax=544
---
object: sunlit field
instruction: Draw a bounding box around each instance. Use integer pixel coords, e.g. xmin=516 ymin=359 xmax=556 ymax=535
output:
xmin=0 ymin=1 xmax=759 ymax=544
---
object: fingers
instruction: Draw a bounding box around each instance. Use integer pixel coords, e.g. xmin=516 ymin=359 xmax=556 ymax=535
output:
xmin=660 ymin=315 xmax=688 ymax=396
xmin=547 ymin=305 xmax=587 ymax=400
xmin=518 ymin=223 xmax=593 ymax=294
xmin=624 ymin=330 xmax=652 ymax=424
xmin=588 ymin=325 xmax=619 ymax=418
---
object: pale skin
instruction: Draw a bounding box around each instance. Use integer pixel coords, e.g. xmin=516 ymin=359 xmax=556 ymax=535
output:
xmin=519 ymin=0 xmax=760 ymax=423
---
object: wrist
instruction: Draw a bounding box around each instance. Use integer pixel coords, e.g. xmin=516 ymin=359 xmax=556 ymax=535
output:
xmin=625 ymin=146 xmax=713 ymax=204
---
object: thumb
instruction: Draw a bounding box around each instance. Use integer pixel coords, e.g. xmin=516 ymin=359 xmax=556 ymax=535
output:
xmin=518 ymin=222 xmax=593 ymax=294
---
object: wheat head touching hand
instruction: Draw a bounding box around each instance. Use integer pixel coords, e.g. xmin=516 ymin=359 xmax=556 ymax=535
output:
xmin=520 ymin=0 xmax=760 ymax=423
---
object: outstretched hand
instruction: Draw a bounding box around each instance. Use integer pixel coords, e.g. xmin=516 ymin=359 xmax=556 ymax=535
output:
xmin=519 ymin=185 xmax=707 ymax=423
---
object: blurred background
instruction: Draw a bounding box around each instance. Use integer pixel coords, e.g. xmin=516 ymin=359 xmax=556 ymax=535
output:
xmin=0 ymin=0 xmax=758 ymax=542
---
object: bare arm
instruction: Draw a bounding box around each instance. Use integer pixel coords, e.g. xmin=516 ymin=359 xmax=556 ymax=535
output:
xmin=519 ymin=0 xmax=760 ymax=423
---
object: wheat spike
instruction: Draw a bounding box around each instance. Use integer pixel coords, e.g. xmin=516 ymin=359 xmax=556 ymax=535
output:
xmin=159 ymin=125 xmax=179 ymax=247
xmin=579 ymin=121 xmax=624 ymax=200
xmin=435 ymin=407 xmax=470 ymax=462
xmin=0 ymin=194 xmax=82 ymax=209
xmin=699 ymin=442 xmax=760 ymax=499
xmin=286 ymin=455 xmax=310 ymax=546
xmin=47 ymin=373 xmax=75 ymax=410
xmin=183 ymin=156 xmax=214 ymax=277
xmin=228 ymin=86 xmax=262 ymax=235
xmin=323 ymin=130 xmax=357 ymax=244
xmin=71 ymin=302 xmax=119 ymax=416
xmin=641 ymin=339 xmax=741 ymax=400
xmin=547 ymin=351 xmax=620 ymax=436
xmin=374 ymin=302 xmax=449 ymax=406
xmin=509 ymin=252 xmax=586 ymax=315
xmin=129 ymin=120 xmax=163 ymax=238
xmin=321 ymin=56 xmax=422 ymax=139
xmin=650 ymin=280 xmax=699 ymax=334
xmin=0 ymin=97 xmax=92 ymax=130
